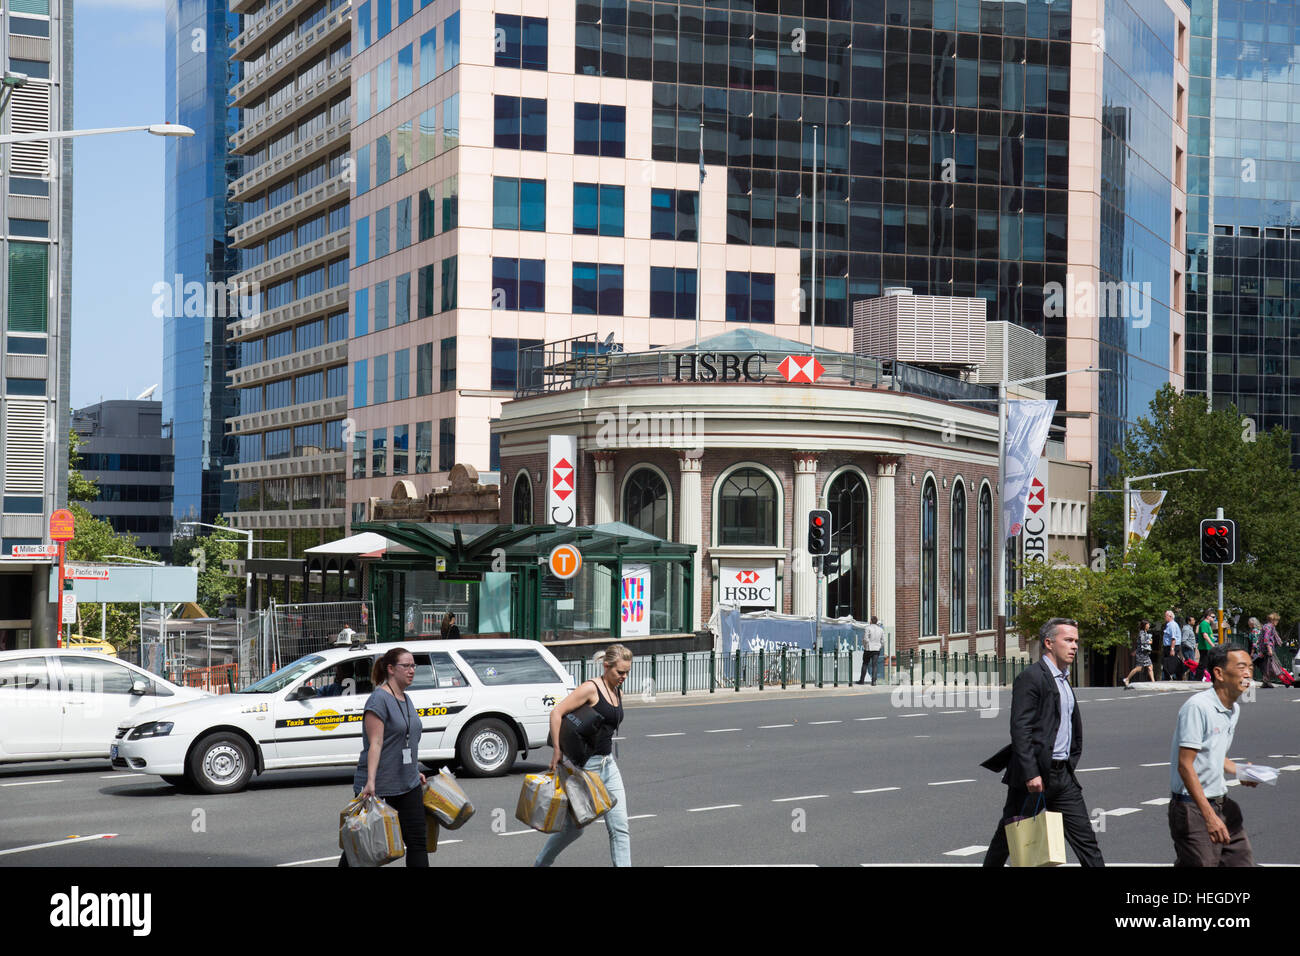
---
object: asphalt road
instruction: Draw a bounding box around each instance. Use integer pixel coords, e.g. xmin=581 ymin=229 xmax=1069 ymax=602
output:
xmin=3 ymin=683 xmax=1298 ymax=867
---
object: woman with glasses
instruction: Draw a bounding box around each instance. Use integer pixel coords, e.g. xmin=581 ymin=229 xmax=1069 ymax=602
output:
xmin=339 ymin=646 xmax=429 ymax=866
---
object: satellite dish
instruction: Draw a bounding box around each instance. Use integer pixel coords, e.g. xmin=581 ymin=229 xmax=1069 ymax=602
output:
xmin=136 ymin=384 xmax=159 ymax=401
xmin=602 ymin=331 xmax=616 ymax=348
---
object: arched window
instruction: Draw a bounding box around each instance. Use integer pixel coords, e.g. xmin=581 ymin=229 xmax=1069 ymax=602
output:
xmin=512 ymin=472 xmax=532 ymax=524
xmin=978 ymin=485 xmax=992 ymax=630
xmin=826 ymin=469 xmax=869 ymax=620
xmin=920 ymin=477 xmax=937 ymax=636
xmin=623 ymin=467 xmax=669 ymax=538
xmin=718 ymin=467 xmax=777 ymax=546
xmin=951 ymin=481 xmax=966 ymax=633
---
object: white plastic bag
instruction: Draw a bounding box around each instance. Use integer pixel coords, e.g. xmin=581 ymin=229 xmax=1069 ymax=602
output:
xmin=340 ymin=795 xmax=405 ymax=866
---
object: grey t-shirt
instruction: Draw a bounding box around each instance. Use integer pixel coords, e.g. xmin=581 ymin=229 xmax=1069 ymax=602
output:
xmin=353 ymin=687 xmax=422 ymax=796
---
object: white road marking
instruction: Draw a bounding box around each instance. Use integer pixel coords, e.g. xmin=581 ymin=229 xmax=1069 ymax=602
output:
xmin=758 ymin=724 xmax=793 ymax=729
xmin=856 ymin=717 xmax=887 ymax=721
xmin=897 ymin=713 xmax=927 ymax=718
xmin=278 ymin=856 xmax=341 ymax=867
xmin=1143 ymin=798 xmax=1171 ymax=806
xmin=1076 ymin=767 xmax=1120 ymax=773
xmin=0 ymin=779 xmax=63 ymax=787
xmin=1141 ymin=762 xmax=1170 ymax=767
xmin=1280 ymin=765 xmax=1300 ymax=772
xmin=854 ymin=787 xmax=901 ymax=794
xmin=772 ymin=794 xmax=827 ymax=803
xmin=1101 ymin=808 xmax=1141 ymax=817
xmin=943 ymin=845 xmax=988 ymax=857
xmin=645 ymin=732 xmax=685 ymax=738
xmin=808 ymin=720 xmax=841 ymax=725
xmin=499 ymin=829 xmax=541 ymax=836
xmin=913 ymin=735 xmax=931 ymax=739
xmin=705 ymin=728 xmax=741 ymax=733
xmin=0 ymin=833 xmax=116 ymax=856
xmin=1268 ymin=754 xmax=1284 ymax=758
xmin=1094 ymin=698 xmax=1115 ymax=701
xmin=928 ymin=779 xmax=976 ymax=786
xmin=627 ymin=814 xmax=657 ymax=820
xmin=100 ymin=773 xmax=145 ymax=779
xmin=613 ymin=736 xmax=627 ymax=741
xmin=938 ymin=710 xmax=964 ymax=714
xmin=687 ymin=804 xmax=742 ymax=812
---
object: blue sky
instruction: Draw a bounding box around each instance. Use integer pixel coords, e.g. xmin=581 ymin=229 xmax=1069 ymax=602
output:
xmin=70 ymin=0 xmax=167 ymax=409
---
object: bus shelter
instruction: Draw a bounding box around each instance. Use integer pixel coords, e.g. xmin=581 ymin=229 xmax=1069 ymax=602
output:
xmin=355 ymin=522 xmax=696 ymax=644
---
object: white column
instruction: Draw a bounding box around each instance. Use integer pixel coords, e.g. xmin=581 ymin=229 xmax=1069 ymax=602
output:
xmin=593 ymin=452 xmax=616 ymax=525
xmin=792 ymin=452 xmax=819 ymax=617
xmin=874 ymin=456 xmax=899 ymax=636
xmin=678 ymin=452 xmax=704 ymax=631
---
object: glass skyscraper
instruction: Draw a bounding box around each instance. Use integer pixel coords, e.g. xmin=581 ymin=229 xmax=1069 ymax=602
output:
xmin=1184 ymin=0 xmax=1300 ymax=461
xmin=163 ymin=0 xmax=242 ymax=525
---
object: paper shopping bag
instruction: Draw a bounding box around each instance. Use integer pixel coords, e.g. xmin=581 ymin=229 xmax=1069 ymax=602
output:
xmin=1005 ymin=807 xmax=1066 ymax=867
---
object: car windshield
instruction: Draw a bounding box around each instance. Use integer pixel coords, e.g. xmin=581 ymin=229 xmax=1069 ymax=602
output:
xmin=236 ymin=655 xmax=326 ymax=694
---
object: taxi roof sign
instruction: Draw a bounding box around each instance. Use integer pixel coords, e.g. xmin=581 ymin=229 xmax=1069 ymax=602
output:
xmin=548 ymin=544 xmax=582 ymax=580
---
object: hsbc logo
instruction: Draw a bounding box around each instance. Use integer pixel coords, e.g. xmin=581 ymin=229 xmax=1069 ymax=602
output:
xmin=719 ymin=562 xmax=777 ymax=609
xmin=778 ymin=355 xmax=824 ymax=384
xmin=735 ymin=570 xmax=760 ymax=584
xmin=1026 ymin=478 xmax=1046 ymax=515
xmin=551 ymin=457 xmax=574 ymax=501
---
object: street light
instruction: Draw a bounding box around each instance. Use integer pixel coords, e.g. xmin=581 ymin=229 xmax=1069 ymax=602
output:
xmin=1121 ymin=468 xmax=1206 ymax=560
xmin=180 ymin=522 xmax=255 ymax=619
xmin=996 ymin=367 xmax=1110 ymax=654
xmin=0 ymin=122 xmax=195 ymax=145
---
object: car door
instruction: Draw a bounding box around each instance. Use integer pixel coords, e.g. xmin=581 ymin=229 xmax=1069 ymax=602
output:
xmin=56 ymin=655 xmax=150 ymax=755
xmin=0 ymin=656 xmax=62 ymax=756
xmin=452 ymin=647 xmax=561 ymax=748
xmin=411 ymin=652 xmax=474 ymax=753
xmin=272 ymin=656 xmax=374 ymax=766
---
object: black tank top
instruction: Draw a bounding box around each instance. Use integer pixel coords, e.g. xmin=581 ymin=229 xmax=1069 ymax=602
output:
xmin=589 ymin=680 xmax=623 ymax=756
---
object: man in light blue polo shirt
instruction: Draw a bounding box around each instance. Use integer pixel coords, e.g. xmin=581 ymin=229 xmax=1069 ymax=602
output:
xmin=1167 ymin=646 xmax=1258 ymax=866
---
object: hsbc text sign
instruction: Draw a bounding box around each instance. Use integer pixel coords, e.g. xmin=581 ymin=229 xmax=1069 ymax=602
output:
xmin=1021 ymin=458 xmax=1050 ymax=564
xmin=718 ymin=561 xmax=777 ymax=609
xmin=672 ymin=353 xmax=824 ymax=385
xmin=547 ymin=435 xmax=578 ymax=528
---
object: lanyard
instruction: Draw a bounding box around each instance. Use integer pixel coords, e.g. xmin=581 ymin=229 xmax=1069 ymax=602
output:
xmin=389 ymin=682 xmax=412 ymax=747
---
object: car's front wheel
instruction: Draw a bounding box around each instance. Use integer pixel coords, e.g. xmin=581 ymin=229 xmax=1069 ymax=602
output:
xmin=188 ymin=733 xmax=255 ymax=794
xmin=457 ymin=718 xmax=517 ymax=777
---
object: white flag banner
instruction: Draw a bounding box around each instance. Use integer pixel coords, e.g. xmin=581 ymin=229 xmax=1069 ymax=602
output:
xmin=1125 ymin=489 xmax=1166 ymax=549
xmin=1002 ymin=399 xmax=1057 ymax=539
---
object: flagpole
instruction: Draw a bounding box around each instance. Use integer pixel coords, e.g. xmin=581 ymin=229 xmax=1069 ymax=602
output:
xmin=695 ymin=121 xmax=704 ymax=352
xmin=811 ymin=125 xmax=818 ymax=353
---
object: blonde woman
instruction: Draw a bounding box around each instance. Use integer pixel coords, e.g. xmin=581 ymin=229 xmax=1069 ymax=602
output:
xmin=535 ymin=644 xmax=632 ymax=867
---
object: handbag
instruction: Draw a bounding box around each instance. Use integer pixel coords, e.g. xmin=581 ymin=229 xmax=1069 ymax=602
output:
xmin=1004 ymin=795 xmax=1066 ymax=868
xmin=547 ymin=687 xmax=605 ymax=764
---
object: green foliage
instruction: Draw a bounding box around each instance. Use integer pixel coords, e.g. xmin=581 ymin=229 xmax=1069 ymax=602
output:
xmin=67 ymin=429 xmax=99 ymax=502
xmin=1091 ymin=384 xmax=1300 ymax=627
xmin=65 ymin=503 xmax=157 ymax=647
xmin=169 ymin=515 xmax=244 ymax=614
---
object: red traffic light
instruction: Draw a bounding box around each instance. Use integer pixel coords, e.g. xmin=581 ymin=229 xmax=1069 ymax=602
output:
xmin=1205 ymin=527 xmax=1217 ymax=535
xmin=812 ymin=516 xmax=824 ymax=526
xmin=1218 ymin=526 xmax=1228 ymax=535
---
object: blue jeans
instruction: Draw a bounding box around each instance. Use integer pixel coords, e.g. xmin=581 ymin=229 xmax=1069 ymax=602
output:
xmin=534 ymin=754 xmax=630 ymax=867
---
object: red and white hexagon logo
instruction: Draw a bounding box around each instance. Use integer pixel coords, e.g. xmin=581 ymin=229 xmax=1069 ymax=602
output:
xmin=735 ymin=570 xmax=760 ymax=584
xmin=551 ymin=457 xmax=574 ymax=501
xmin=1026 ymin=478 xmax=1046 ymax=515
xmin=778 ymin=356 xmax=824 ymax=384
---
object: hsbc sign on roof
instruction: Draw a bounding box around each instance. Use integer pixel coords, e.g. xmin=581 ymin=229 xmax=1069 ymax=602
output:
xmin=778 ymin=356 xmax=824 ymax=384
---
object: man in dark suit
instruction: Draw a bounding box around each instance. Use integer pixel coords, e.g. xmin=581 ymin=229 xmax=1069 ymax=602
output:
xmin=981 ymin=618 xmax=1105 ymax=867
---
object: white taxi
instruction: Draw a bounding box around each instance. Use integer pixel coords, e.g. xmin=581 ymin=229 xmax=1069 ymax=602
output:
xmin=112 ymin=638 xmax=575 ymax=794
xmin=0 ymin=649 xmax=207 ymax=764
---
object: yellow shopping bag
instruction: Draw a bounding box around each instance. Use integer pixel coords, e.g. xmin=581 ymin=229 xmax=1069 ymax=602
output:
xmin=423 ymin=767 xmax=475 ymax=829
xmin=515 ymin=770 xmax=569 ymax=833
xmin=559 ymin=758 xmax=617 ymax=827
xmin=1005 ymin=796 xmax=1066 ymax=867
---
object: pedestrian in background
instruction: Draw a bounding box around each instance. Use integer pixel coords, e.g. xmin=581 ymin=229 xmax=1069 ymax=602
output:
xmin=1181 ymin=614 xmax=1198 ymax=666
xmin=1168 ymin=646 xmax=1258 ymax=866
xmin=980 ymin=619 xmax=1105 ymax=867
xmin=1258 ymin=612 xmax=1284 ymax=689
xmin=1198 ymin=611 xmax=1217 ymax=656
xmin=1246 ymin=617 xmax=1267 ymax=687
xmin=440 ymin=612 xmax=461 ymax=640
xmin=535 ymin=644 xmax=632 ymax=867
xmin=339 ymin=647 xmax=428 ymax=867
xmin=858 ymin=616 xmax=885 ymax=686
xmin=1161 ymin=610 xmax=1182 ymax=680
xmin=1123 ymin=619 xmax=1154 ymax=689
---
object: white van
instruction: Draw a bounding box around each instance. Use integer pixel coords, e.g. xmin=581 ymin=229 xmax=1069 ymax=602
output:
xmin=112 ymin=639 xmax=575 ymax=793
xmin=0 ymin=649 xmax=206 ymax=764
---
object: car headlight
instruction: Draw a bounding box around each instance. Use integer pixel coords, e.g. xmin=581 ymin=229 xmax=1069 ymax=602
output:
xmin=128 ymin=721 xmax=174 ymax=740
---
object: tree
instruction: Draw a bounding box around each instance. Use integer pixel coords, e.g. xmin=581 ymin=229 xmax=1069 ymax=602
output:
xmin=68 ymin=429 xmax=99 ymax=502
xmin=65 ymin=503 xmax=158 ymax=647
xmin=1091 ymin=384 xmax=1300 ymax=629
xmin=168 ymin=516 xmax=244 ymax=615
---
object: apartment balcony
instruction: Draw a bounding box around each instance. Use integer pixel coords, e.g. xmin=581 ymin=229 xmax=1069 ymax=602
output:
xmin=231 ymin=173 xmax=348 ymax=248
xmin=227 ymin=284 xmax=349 ymax=342
xmin=227 ymin=396 xmax=348 ymax=435
xmin=229 ymin=116 xmax=350 ymax=203
xmin=227 ymin=451 xmax=345 ymax=484
xmin=230 ymin=341 xmax=347 ymax=388
xmin=231 ymin=61 xmax=349 ymax=156
xmin=232 ymin=0 xmax=340 ymax=62
xmin=231 ymin=0 xmax=261 ymax=17
xmin=232 ymin=227 xmax=348 ymax=290
xmin=232 ymin=4 xmax=350 ymax=107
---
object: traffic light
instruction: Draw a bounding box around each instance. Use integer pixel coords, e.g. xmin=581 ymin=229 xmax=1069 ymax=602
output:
xmin=1199 ymin=518 xmax=1236 ymax=565
xmin=821 ymin=552 xmax=840 ymax=577
xmin=807 ymin=509 xmax=832 ymax=556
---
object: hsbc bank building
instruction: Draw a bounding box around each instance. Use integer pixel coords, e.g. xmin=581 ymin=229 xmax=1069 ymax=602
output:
xmin=493 ymin=320 xmax=1091 ymax=658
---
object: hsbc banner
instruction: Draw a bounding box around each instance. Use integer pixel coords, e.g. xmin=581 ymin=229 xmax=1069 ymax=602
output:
xmin=547 ymin=435 xmax=578 ymax=527
xmin=1021 ymin=458 xmax=1050 ymax=564
xmin=718 ymin=561 xmax=778 ymax=609
xmin=1001 ymin=399 xmax=1056 ymax=539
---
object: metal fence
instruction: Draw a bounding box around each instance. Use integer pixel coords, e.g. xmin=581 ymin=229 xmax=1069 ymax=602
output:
xmin=558 ymin=647 xmax=1039 ymax=696
xmin=268 ymin=599 xmax=377 ymax=672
